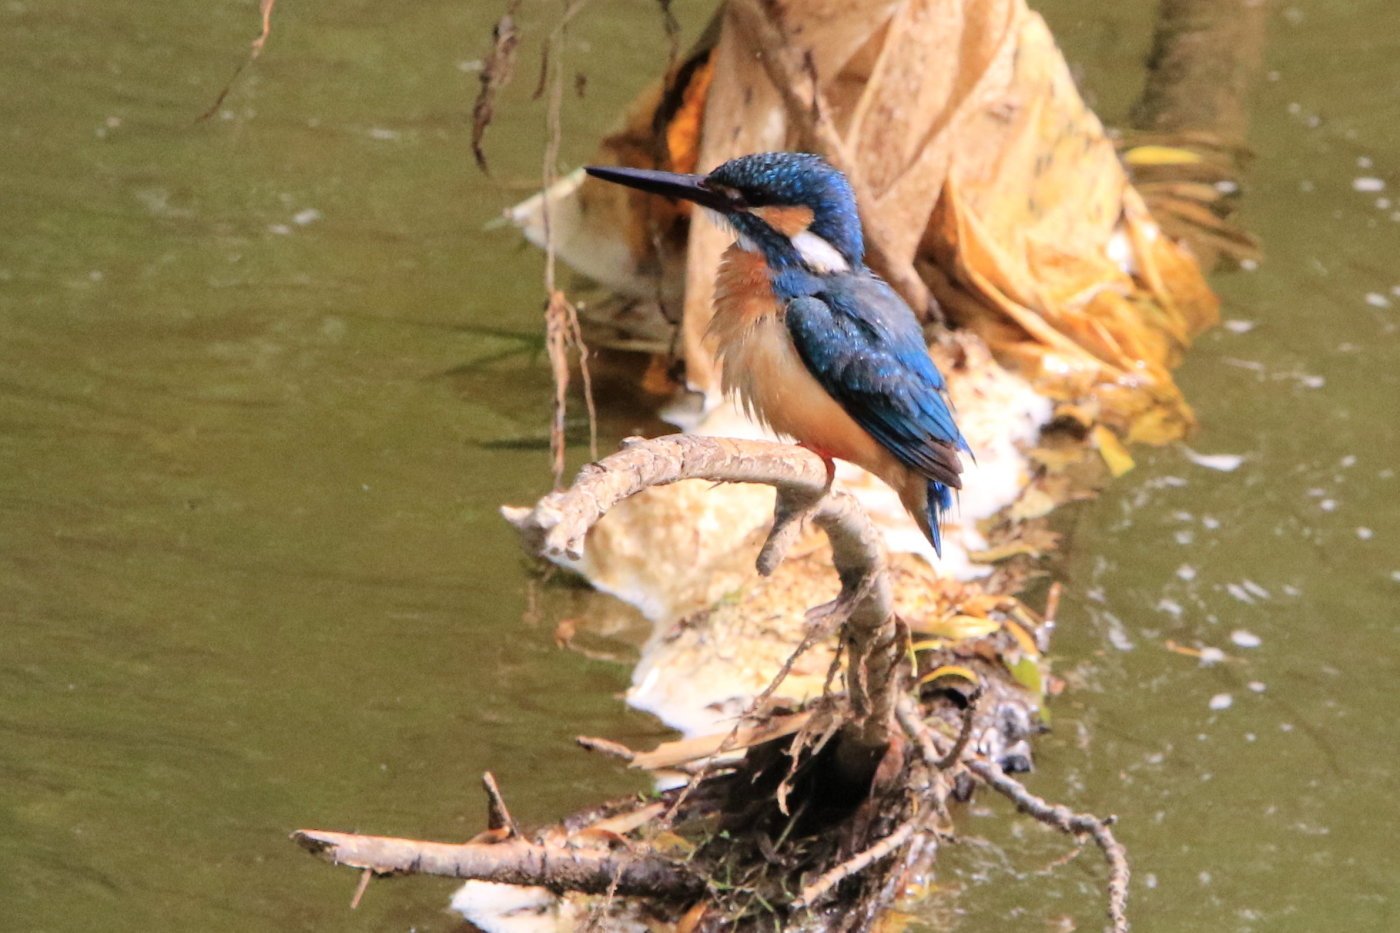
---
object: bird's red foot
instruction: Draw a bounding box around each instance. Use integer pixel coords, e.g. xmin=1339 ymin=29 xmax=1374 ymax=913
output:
xmin=797 ymin=442 xmax=838 ymax=492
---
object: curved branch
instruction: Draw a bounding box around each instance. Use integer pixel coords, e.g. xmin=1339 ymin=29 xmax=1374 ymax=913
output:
xmin=966 ymin=757 xmax=1130 ymax=933
xmin=504 ymin=434 xmax=901 ymax=756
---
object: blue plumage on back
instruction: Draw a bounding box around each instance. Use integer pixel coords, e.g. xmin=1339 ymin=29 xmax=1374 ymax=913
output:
xmin=785 ymin=276 xmax=967 ymax=553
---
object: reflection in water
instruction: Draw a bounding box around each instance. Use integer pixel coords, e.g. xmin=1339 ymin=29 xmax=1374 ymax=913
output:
xmin=2 ymin=1 xmax=1398 ymax=932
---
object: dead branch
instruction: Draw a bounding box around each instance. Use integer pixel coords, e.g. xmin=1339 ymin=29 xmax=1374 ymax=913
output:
xmin=1130 ymin=0 xmax=1270 ymax=148
xmin=482 ymin=771 xmax=522 ymax=839
xmin=504 ymin=433 xmax=901 ymax=759
xmin=936 ymin=696 xmax=979 ymax=770
xmin=895 ymin=693 xmax=1129 ymax=931
xmin=291 ymin=829 xmax=703 ymax=898
xmin=793 ymin=815 xmax=920 ymax=909
xmin=298 ymin=432 xmax=1131 ymax=927
xmin=966 ymin=756 xmax=1130 ymax=933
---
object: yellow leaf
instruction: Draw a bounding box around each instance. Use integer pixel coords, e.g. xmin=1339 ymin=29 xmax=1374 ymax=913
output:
xmin=912 ymin=614 xmax=1000 ymax=641
xmin=1093 ymin=424 xmax=1135 ymax=476
xmin=1002 ymin=618 xmax=1042 ymax=659
xmin=650 ymin=831 xmax=695 ymax=856
xmin=1007 ymin=657 xmax=1050 ymax=723
xmin=1007 ymin=656 xmax=1043 ymax=696
xmin=918 ymin=664 xmax=981 ymax=688
xmin=1123 ymin=144 xmax=1204 ymax=166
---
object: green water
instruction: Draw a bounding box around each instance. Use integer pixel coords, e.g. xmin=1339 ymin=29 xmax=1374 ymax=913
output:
xmin=1 ymin=1 xmax=1395 ymax=931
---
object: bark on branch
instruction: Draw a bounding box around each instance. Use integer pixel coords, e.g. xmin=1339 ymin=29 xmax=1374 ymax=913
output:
xmin=291 ymin=830 xmax=703 ymax=898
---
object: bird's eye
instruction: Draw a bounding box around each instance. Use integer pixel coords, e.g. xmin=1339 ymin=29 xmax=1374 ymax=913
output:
xmin=707 ymin=183 xmax=749 ymax=211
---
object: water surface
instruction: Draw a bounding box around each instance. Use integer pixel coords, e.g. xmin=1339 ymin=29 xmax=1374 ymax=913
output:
xmin=2 ymin=1 xmax=1396 ymax=931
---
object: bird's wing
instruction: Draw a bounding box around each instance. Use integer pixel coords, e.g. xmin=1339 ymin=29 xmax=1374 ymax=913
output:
xmin=784 ymin=279 xmax=965 ymax=487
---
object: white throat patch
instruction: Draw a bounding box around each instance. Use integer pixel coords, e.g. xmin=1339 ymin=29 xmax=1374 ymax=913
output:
xmin=790 ymin=230 xmax=850 ymax=273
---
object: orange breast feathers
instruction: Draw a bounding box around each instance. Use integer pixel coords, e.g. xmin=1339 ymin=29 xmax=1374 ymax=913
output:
xmin=705 ymin=245 xmax=908 ymax=489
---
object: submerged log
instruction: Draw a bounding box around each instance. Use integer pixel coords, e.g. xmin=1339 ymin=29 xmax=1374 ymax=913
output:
xmin=1120 ymin=0 xmax=1270 ymax=268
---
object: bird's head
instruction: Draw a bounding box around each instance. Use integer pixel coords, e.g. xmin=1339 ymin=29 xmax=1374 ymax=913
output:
xmin=585 ymin=152 xmax=864 ymax=277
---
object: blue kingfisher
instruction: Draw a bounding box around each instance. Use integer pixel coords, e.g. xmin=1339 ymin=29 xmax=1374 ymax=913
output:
xmin=586 ymin=152 xmax=968 ymax=555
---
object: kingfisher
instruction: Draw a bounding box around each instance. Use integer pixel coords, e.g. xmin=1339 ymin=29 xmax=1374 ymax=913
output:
xmin=585 ymin=152 xmax=968 ymax=555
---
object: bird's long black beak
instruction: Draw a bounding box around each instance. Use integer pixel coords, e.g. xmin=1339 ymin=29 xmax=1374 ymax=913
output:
xmin=584 ymin=165 xmax=737 ymax=214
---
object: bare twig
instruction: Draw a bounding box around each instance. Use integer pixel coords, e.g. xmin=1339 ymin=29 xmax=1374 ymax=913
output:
xmin=292 ymin=830 xmax=702 ymax=898
xmin=792 ymin=816 xmax=919 ymax=909
xmin=575 ymin=735 xmax=638 ymax=762
xmin=482 ymin=771 xmax=522 ymax=839
xmin=896 ymin=695 xmax=945 ymax=769
xmin=632 ymin=711 xmax=814 ymax=771
xmin=197 ymin=0 xmax=279 ymax=121
xmin=966 ymin=757 xmax=1130 ymax=933
xmin=349 ymin=867 xmax=373 ymax=909
xmin=756 ymin=481 xmax=825 ymax=576
xmin=935 ymin=696 xmax=979 ymax=771
xmin=471 ymin=0 xmax=523 ymax=175
xmin=537 ymin=0 xmax=598 ymax=484
xmin=544 ymin=291 xmax=597 ymax=486
xmin=1044 ymin=581 xmax=1063 ymax=627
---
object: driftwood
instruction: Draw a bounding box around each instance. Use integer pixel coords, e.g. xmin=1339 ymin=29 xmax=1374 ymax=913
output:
xmin=296 ymin=435 xmax=1130 ymax=932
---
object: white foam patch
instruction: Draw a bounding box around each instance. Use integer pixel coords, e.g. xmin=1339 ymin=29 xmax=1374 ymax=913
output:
xmin=1184 ymin=447 xmax=1245 ymax=471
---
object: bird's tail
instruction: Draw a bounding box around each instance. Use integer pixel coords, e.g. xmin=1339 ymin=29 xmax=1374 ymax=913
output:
xmin=899 ymin=477 xmax=955 ymax=557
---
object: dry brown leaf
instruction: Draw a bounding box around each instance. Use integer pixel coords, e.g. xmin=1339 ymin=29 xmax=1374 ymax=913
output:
xmin=630 ymin=711 xmax=814 ymax=770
